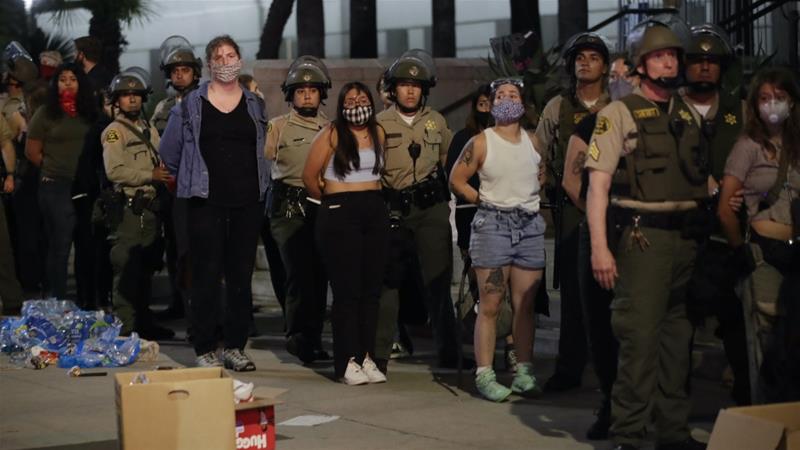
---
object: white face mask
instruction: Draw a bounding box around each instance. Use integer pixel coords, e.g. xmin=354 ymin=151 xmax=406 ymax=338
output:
xmin=759 ymin=99 xmax=791 ymax=125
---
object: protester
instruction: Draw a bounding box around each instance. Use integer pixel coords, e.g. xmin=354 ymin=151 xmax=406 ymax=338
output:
xmin=159 ymin=35 xmax=270 ymax=371
xmin=449 ymin=78 xmax=546 ymax=402
xmin=25 ymin=63 xmax=96 ymax=299
xmin=303 ymin=81 xmax=389 ymax=385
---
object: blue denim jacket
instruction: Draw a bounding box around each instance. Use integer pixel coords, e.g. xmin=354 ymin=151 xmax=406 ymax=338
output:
xmin=159 ymin=81 xmax=270 ymax=200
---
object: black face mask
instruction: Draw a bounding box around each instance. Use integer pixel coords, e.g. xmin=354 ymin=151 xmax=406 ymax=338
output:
xmin=397 ymin=100 xmax=421 ymax=115
xmin=688 ymin=81 xmax=718 ymax=94
xmin=294 ymin=106 xmax=318 ymax=117
xmin=475 ymin=111 xmax=492 ymax=128
xmin=121 ymin=109 xmax=141 ymax=121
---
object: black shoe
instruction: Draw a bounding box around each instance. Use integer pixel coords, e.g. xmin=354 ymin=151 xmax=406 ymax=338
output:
xmin=286 ymin=334 xmax=316 ymax=364
xmin=586 ymin=406 xmax=611 ymax=440
xmin=612 ymin=445 xmax=638 ymax=450
xmin=136 ymin=324 xmax=176 ymax=341
xmin=155 ymin=305 xmax=184 ymax=320
xmin=543 ymin=374 xmax=581 ymax=392
xmin=313 ymin=348 xmax=331 ymax=361
xmin=656 ymin=438 xmax=707 ymax=450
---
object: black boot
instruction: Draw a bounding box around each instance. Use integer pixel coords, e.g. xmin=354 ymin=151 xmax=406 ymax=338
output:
xmin=586 ymin=400 xmax=611 ymax=440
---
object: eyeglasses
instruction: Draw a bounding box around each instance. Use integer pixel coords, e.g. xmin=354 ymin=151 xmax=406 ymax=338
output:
xmin=343 ymin=99 xmax=371 ymax=108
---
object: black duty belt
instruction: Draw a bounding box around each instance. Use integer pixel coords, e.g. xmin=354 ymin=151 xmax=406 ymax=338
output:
xmin=383 ymin=173 xmax=447 ymax=215
xmin=614 ymin=208 xmax=688 ymax=231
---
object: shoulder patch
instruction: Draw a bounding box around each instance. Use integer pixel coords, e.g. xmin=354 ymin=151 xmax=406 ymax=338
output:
xmin=104 ymin=129 xmax=120 ymax=144
xmin=267 ymin=121 xmax=272 ymax=133
xmin=632 ymin=107 xmax=659 ymax=120
xmin=588 ymin=140 xmax=600 ymax=161
xmin=593 ymin=116 xmax=612 ymax=136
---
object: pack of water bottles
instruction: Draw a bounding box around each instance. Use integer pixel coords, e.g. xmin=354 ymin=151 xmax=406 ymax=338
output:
xmin=0 ymin=299 xmax=140 ymax=369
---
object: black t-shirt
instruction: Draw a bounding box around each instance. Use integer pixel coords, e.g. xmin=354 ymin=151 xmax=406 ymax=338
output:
xmin=446 ymin=128 xmax=480 ymax=205
xmin=199 ymin=95 xmax=259 ymax=206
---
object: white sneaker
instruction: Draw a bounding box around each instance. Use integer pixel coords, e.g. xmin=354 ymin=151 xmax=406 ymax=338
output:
xmin=340 ymin=357 xmax=370 ymax=385
xmin=361 ymin=355 xmax=387 ymax=384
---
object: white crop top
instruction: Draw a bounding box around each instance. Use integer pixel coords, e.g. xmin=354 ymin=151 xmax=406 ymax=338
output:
xmin=323 ymin=148 xmax=381 ymax=183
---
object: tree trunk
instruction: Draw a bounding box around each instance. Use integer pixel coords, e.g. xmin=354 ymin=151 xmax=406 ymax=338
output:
xmin=558 ymin=0 xmax=587 ymax=44
xmin=349 ymin=0 xmax=376 ymax=58
xmin=257 ymin=0 xmax=295 ymax=59
xmin=296 ymin=0 xmax=325 ymax=57
xmin=88 ymin=13 xmax=124 ymax=74
xmin=432 ymin=0 xmax=455 ymax=57
xmin=510 ymin=0 xmax=541 ymax=34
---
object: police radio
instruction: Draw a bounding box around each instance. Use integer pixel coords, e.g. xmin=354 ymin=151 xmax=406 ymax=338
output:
xmin=408 ymin=142 xmax=421 ymax=184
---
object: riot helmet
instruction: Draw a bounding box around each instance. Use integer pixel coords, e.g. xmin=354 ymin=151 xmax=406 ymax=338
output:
xmin=563 ymin=32 xmax=610 ymax=70
xmin=686 ymin=24 xmax=733 ymax=61
xmin=3 ymin=41 xmax=38 ymax=85
xmin=108 ymin=66 xmax=152 ymax=101
xmin=627 ymin=17 xmax=686 ymax=89
xmin=159 ymin=35 xmax=202 ymax=90
xmin=383 ymin=48 xmax=437 ymax=101
xmin=281 ymin=55 xmax=332 ymax=102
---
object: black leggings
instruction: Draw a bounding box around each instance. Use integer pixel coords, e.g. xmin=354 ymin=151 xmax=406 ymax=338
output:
xmin=316 ymin=191 xmax=389 ymax=378
xmin=188 ymin=198 xmax=264 ymax=355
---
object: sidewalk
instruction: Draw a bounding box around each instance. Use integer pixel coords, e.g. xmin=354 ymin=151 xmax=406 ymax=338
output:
xmin=0 ymin=240 xmax=733 ymax=450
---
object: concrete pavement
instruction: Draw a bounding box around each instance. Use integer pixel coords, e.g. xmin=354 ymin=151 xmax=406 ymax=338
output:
xmin=0 ymin=241 xmax=733 ymax=450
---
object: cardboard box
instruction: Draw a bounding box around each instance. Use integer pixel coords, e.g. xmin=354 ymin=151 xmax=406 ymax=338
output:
xmin=708 ymin=402 xmax=800 ymax=450
xmin=115 ymin=367 xmax=236 ymax=450
xmin=234 ymin=388 xmax=286 ymax=450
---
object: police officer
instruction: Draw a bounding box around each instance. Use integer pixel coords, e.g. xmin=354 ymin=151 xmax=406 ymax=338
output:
xmin=2 ymin=42 xmax=43 ymax=295
xmin=681 ymin=25 xmax=750 ymax=405
xmin=375 ymin=49 xmax=460 ymax=370
xmin=586 ymin=20 xmax=707 ymax=450
xmin=266 ymin=56 xmax=331 ymax=363
xmin=0 ymin=113 xmax=24 ymax=314
xmin=151 ymin=36 xmax=202 ymax=135
xmin=535 ymin=32 xmax=611 ymax=392
xmin=150 ymin=36 xmax=202 ymax=319
xmin=102 ymin=67 xmax=174 ymax=340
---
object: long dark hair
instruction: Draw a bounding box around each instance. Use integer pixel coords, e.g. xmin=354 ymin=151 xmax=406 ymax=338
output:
xmin=744 ymin=67 xmax=800 ymax=164
xmin=331 ymin=81 xmax=383 ymax=178
xmin=464 ymin=84 xmax=492 ymax=136
xmin=44 ymin=62 xmax=97 ymax=121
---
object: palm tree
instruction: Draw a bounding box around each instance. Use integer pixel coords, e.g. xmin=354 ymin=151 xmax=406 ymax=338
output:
xmin=296 ymin=0 xmax=325 ymax=57
xmin=432 ymin=0 xmax=455 ymax=57
xmin=257 ymin=0 xmax=295 ymax=59
xmin=31 ymin=0 xmax=153 ymax=74
xmin=510 ymin=0 xmax=541 ymax=34
xmin=557 ymin=0 xmax=587 ymax=44
xmin=350 ymin=0 xmax=376 ymax=58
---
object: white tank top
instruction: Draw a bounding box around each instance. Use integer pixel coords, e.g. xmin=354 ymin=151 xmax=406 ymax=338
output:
xmin=478 ymin=128 xmax=541 ymax=212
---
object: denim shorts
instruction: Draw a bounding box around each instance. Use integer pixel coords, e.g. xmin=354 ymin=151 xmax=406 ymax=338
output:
xmin=469 ymin=204 xmax=546 ymax=270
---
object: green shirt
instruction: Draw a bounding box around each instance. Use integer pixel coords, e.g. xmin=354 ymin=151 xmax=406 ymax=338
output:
xmin=27 ymin=107 xmax=91 ymax=180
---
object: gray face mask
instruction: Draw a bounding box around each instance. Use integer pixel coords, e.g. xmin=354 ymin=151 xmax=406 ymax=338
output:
xmin=759 ymin=99 xmax=791 ymax=125
xmin=209 ymin=60 xmax=242 ymax=83
xmin=608 ymin=78 xmax=634 ymax=101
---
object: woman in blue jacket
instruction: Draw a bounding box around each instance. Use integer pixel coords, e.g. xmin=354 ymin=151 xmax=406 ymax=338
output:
xmin=159 ymin=35 xmax=270 ymax=371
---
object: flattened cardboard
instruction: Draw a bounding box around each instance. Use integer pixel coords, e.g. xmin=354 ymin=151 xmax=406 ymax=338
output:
xmin=115 ymin=367 xmax=236 ymax=450
xmin=708 ymin=402 xmax=800 ymax=450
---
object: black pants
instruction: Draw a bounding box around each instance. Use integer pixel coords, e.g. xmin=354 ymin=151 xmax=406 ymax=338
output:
xmin=260 ymin=214 xmax=287 ymax=311
xmin=10 ymin=167 xmax=45 ymax=291
xmin=553 ymin=220 xmax=588 ymax=383
xmin=188 ymin=199 xmax=263 ymax=355
xmin=73 ymin=196 xmax=113 ymax=309
xmin=577 ymin=220 xmax=618 ymax=401
xmin=316 ymin=191 xmax=389 ymax=378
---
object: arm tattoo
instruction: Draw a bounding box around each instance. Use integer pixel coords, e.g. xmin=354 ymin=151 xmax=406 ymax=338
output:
xmin=460 ymin=140 xmax=475 ymax=166
xmin=482 ymin=267 xmax=506 ymax=295
xmin=572 ymin=151 xmax=587 ymax=175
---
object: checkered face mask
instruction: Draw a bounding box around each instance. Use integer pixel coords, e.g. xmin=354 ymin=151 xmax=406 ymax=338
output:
xmin=342 ymin=105 xmax=373 ymax=126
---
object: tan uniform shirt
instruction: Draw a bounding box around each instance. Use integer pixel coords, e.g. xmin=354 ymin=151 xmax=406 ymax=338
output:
xmin=0 ymin=114 xmax=12 ymax=143
xmin=1 ymin=95 xmax=25 ymax=138
xmin=266 ymin=109 xmax=329 ymax=187
xmin=377 ymin=106 xmax=452 ymax=190
xmin=584 ymin=90 xmax=653 ymax=175
xmin=534 ymin=93 xmax=610 ymax=153
xmin=150 ymin=96 xmax=178 ymax=135
xmin=102 ymin=115 xmax=161 ymax=197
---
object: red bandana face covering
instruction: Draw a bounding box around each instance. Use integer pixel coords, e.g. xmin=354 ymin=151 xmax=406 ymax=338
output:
xmin=59 ymin=90 xmax=78 ymax=117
